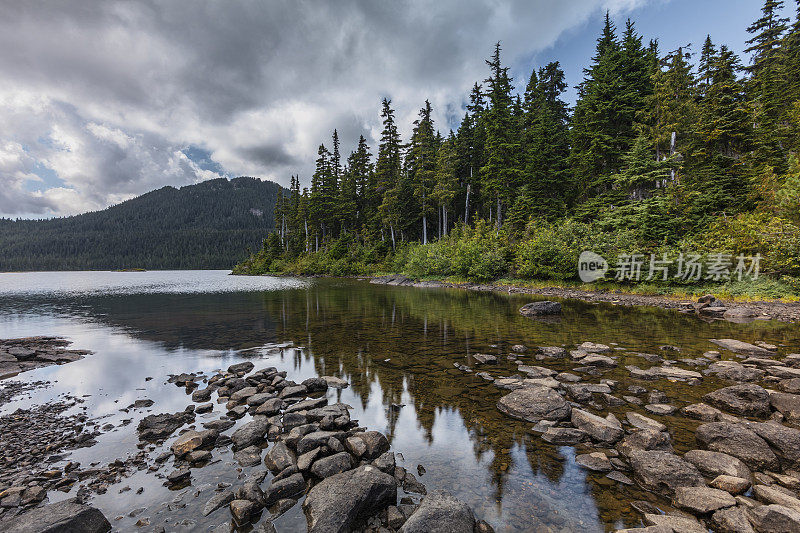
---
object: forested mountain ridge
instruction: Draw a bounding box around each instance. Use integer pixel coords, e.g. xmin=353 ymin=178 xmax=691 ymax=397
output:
xmin=238 ymin=3 xmax=800 ymax=296
xmin=0 ymin=177 xmax=284 ymax=271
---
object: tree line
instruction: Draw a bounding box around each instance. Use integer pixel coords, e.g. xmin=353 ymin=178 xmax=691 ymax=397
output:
xmin=262 ymin=2 xmax=800 ymax=273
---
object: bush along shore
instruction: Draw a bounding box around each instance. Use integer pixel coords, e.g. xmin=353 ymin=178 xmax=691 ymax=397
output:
xmin=468 ymin=303 xmax=800 ymax=533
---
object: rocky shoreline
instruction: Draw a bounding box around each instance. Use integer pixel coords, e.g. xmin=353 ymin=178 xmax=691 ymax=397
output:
xmin=146 ymin=362 xmax=495 ymax=532
xmin=0 ymin=337 xmax=91 ymax=380
xmin=368 ymin=275 xmax=800 ymax=323
xmin=4 ymin=317 xmax=800 ymax=531
xmin=451 ymin=317 xmax=800 ymax=533
xmin=1 ymin=360 xmax=495 ymax=532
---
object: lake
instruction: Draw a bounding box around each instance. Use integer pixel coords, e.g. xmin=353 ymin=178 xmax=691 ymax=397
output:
xmin=1 ymin=270 xmax=798 ymax=532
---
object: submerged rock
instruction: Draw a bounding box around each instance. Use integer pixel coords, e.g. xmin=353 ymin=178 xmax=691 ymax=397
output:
xmin=519 ymin=301 xmax=561 ymax=316
xmin=709 ymin=339 xmax=775 ymax=356
xmin=400 ymin=489 xmax=476 ymax=533
xmin=496 ymin=385 xmax=571 ymax=422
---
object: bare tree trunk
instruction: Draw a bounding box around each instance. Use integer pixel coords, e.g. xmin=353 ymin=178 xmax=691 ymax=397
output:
xmin=390 ymin=224 xmax=395 ymax=249
xmin=669 ymin=131 xmax=677 ymax=185
xmin=304 ymin=219 xmax=308 ymax=252
xmin=422 ymin=214 xmax=427 ymax=245
xmin=444 ymin=206 xmax=448 ymax=237
xmin=464 ymin=184 xmax=471 ymax=225
xmin=496 ymin=195 xmax=501 ymax=229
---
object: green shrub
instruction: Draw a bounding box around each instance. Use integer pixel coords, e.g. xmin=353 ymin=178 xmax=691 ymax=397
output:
xmin=514 ymin=220 xmax=591 ymax=280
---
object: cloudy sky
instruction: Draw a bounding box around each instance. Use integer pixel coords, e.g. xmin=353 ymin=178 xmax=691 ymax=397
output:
xmin=0 ymin=0 xmax=783 ymax=218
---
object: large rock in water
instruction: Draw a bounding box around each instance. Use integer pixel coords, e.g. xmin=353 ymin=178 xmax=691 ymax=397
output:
xmin=231 ymin=418 xmax=270 ymax=449
xmin=695 ymin=422 xmax=779 ymax=471
xmin=683 ymin=450 xmax=751 ymax=480
xmin=0 ymin=498 xmax=111 ymax=533
xmin=302 ymin=465 xmax=397 ymax=533
xmin=399 ymin=490 xmax=476 ymax=533
xmin=709 ymin=339 xmax=774 ymax=356
xmin=496 ymin=385 xmax=571 ymax=422
xmin=747 ymin=504 xmax=800 ymax=532
xmin=570 ymin=409 xmax=623 ymax=443
xmin=137 ymin=407 xmax=195 ymax=440
xmin=627 ymin=450 xmax=705 ymax=496
xmin=746 ymin=421 xmax=800 ymax=469
xmin=519 ymin=301 xmax=561 ymax=316
xmin=703 ymin=384 xmax=771 ymax=418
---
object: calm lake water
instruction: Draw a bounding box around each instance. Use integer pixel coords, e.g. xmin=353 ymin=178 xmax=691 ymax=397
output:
xmin=1 ymin=270 xmax=799 ymax=532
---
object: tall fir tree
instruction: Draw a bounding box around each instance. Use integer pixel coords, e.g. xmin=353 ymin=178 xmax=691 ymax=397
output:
xmin=375 ymin=99 xmax=403 ymax=246
xmin=407 ymin=100 xmax=437 ymax=243
xmin=480 ymin=42 xmax=522 ymax=227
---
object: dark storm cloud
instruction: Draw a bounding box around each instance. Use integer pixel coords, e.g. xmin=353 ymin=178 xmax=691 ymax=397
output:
xmin=0 ymin=0 xmax=650 ymax=217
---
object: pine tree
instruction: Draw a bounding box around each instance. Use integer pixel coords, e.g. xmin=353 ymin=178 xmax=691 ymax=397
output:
xmin=745 ymin=0 xmax=789 ymax=74
xmin=687 ymin=46 xmax=753 ymax=222
xmin=432 ymin=133 xmax=460 ymax=237
xmin=746 ymin=1 xmax=791 ymax=170
xmin=512 ymin=61 xmax=571 ymax=224
xmin=570 ymin=13 xmax=624 ymax=194
xmin=407 ymin=100 xmax=437 ymax=243
xmin=646 ymin=46 xmax=696 ymax=168
xmin=698 ymin=35 xmax=718 ymax=98
xmin=375 ymin=99 xmax=403 ymax=246
xmin=480 ymin=42 xmax=522 ymax=227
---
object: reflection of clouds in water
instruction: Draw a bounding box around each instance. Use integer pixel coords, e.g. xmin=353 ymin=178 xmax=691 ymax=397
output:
xmin=0 ymin=270 xmax=306 ymax=297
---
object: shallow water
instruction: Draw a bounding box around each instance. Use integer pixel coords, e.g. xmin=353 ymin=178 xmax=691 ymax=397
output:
xmin=1 ymin=270 xmax=799 ymax=532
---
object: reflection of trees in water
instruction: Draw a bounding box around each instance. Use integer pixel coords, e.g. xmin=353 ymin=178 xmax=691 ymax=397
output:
xmin=13 ymin=280 xmax=800 ymax=528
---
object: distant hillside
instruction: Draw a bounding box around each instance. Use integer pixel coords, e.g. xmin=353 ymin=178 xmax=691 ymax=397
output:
xmin=0 ymin=177 xmax=284 ymax=271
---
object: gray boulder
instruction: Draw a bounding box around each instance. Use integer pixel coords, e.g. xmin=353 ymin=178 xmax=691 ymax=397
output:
xmin=683 ymin=450 xmax=751 ymax=480
xmin=356 ymin=430 xmax=390 ymax=460
xmin=711 ymin=505 xmax=755 ymax=533
xmin=311 ymin=452 xmax=353 ymax=479
xmin=399 ymin=490 xmax=475 ymax=533
xmin=264 ymin=441 xmax=296 ymax=473
xmin=769 ymin=392 xmax=800 ymax=422
xmin=0 ymin=499 xmax=111 ymax=533
xmin=228 ymin=361 xmax=255 ymax=374
xmin=303 ymin=465 xmax=397 ymax=533
xmin=231 ymin=418 xmax=270 ymax=449
xmin=747 ymin=504 xmax=800 ymax=532
xmin=519 ymin=301 xmax=561 ymax=316
xmin=263 ymin=472 xmax=305 ymax=506
xmin=672 ymin=486 xmax=735 ymax=514
xmin=496 ymin=385 xmax=571 ymax=423
xmin=703 ymin=384 xmax=771 ymax=418
xmin=628 ymin=450 xmax=705 ymax=496
xmin=571 ymin=409 xmax=623 ymax=443
xmin=695 ymin=422 xmax=778 ymax=471
xmin=746 ymin=421 xmax=800 ymax=469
